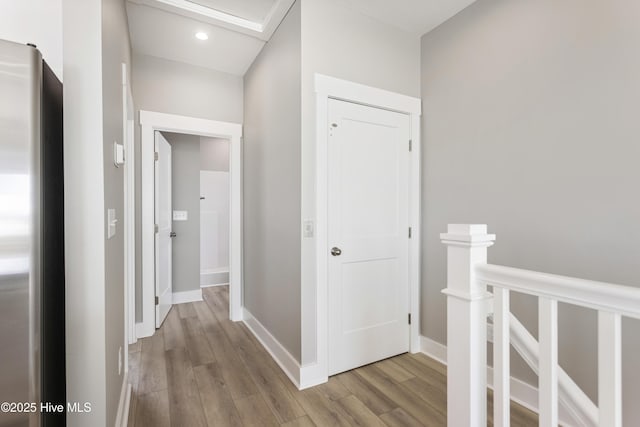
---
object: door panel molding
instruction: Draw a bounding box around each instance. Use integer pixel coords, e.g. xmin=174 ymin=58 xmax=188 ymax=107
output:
xmin=301 ymin=74 xmax=421 ymax=388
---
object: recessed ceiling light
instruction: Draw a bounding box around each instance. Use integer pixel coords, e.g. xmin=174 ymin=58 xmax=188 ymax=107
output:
xmin=195 ymin=32 xmax=209 ymax=41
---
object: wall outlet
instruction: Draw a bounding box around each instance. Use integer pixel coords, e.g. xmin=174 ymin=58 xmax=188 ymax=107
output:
xmin=118 ymin=346 xmax=122 ymax=375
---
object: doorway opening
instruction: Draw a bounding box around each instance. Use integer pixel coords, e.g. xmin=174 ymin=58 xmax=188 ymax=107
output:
xmin=153 ymin=131 xmax=232 ymax=327
xmin=137 ymin=111 xmax=242 ymax=339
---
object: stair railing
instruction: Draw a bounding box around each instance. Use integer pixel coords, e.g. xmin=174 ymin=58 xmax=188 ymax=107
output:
xmin=441 ymin=224 xmax=640 ymax=427
xmin=487 ymin=312 xmax=598 ymax=426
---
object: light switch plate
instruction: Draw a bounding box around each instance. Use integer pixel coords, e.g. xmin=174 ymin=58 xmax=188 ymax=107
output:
xmin=107 ymin=209 xmax=117 ymax=239
xmin=113 ymin=142 xmax=124 ymax=167
xmin=173 ymin=210 xmax=188 ymax=221
xmin=303 ymin=219 xmax=314 ymax=238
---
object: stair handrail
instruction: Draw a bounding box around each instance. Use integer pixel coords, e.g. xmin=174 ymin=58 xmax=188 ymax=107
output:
xmin=441 ymin=224 xmax=640 ymax=427
xmin=478 ymin=264 xmax=640 ymax=320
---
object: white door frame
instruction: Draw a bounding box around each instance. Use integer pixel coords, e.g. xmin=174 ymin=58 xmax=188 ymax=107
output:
xmin=126 ymin=116 xmax=135 ymax=343
xmin=306 ymin=74 xmax=421 ymax=385
xmin=138 ymin=111 xmax=243 ymax=338
xmin=122 ymin=63 xmax=136 ymax=345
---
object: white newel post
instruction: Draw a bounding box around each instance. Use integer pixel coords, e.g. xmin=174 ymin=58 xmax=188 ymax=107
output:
xmin=441 ymin=224 xmax=496 ymax=426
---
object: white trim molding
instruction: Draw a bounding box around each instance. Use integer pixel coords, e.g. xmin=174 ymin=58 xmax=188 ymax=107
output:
xmin=114 ymin=373 xmax=131 ymax=427
xmin=127 ymin=0 xmax=295 ymax=41
xmin=201 ymin=283 xmax=229 ymax=288
xmin=135 ymin=321 xmax=155 ymax=340
xmin=419 ymin=335 xmax=447 ymax=365
xmin=243 ymin=308 xmax=301 ymax=388
xmin=308 ymin=73 xmax=422 ymax=383
xmin=139 ymin=110 xmax=243 ymax=339
xmin=172 ymin=289 xmax=203 ymax=305
xmin=242 ymin=308 xmax=326 ymax=390
xmin=200 ymin=268 xmax=229 ymax=287
xmin=122 ymin=62 xmax=137 ymax=346
xmin=298 ymin=364 xmax=327 ymax=390
xmin=420 ymin=335 xmax=577 ymax=427
xmin=477 ymin=264 xmax=640 ymax=320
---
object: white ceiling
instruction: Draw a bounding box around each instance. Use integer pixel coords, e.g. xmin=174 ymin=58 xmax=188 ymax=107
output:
xmin=342 ymin=0 xmax=477 ymax=35
xmin=128 ymin=0 xmax=293 ymax=40
xmin=126 ymin=1 xmax=267 ymax=75
xmin=187 ymin=0 xmax=277 ymax=23
xmin=126 ymin=0 xmax=476 ymax=76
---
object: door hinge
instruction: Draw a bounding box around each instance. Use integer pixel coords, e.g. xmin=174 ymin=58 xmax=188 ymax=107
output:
xmin=154 ymin=151 xmax=159 ymax=161
xmin=409 ymin=139 xmax=412 ymax=152
xmin=154 ymin=224 xmax=159 ymax=233
xmin=408 ymin=227 xmax=412 ymax=238
xmin=155 ymin=296 xmax=159 ymax=305
xmin=408 ymin=313 xmax=412 ymax=325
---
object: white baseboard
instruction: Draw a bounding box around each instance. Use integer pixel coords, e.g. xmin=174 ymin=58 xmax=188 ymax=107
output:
xmin=299 ymin=363 xmax=328 ymax=390
xmin=242 ymin=308 xmax=301 ymax=389
xmin=135 ymin=321 xmax=155 ymax=339
xmin=200 ymin=269 xmax=229 ymax=287
xmin=419 ymin=335 xmax=575 ymax=427
xmin=172 ymin=289 xmax=203 ymax=305
xmin=114 ymin=373 xmax=131 ymax=427
xmin=419 ymin=335 xmax=447 ymax=365
xmin=201 ymin=282 xmax=229 ymax=288
xmin=128 ymin=331 xmax=138 ymax=345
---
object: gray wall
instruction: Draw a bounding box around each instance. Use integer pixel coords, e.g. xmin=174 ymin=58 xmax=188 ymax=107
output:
xmin=299 ymin=0 xmax=421 ymax=364
xmin=132 ymin=53 xmax=243 ymax=122
xmin=420 ymin=0 xmax=640 ymax=421
xmin=200 ymin=137 xmax=230 ymax=171
xmin=132 ymin=55 xmax=243 ymax=321
xmin=63 ymin=0 xmax=131 ymax=424
xmin=300 ymin=0 xmax=421 ymax=99
xmin=63 ymin=0 xmax=107 ymax=424
xmin=102 ymin=0 xmax=131 ymax=424
xmin=243 ymin=0 xmax=302 ymax=361
xmin=162 ymin=132 xmax=201 ymax=294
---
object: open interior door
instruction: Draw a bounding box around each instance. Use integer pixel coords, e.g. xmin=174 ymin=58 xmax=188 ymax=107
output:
xmin=155 ymin=131 xmax=172 ymax=328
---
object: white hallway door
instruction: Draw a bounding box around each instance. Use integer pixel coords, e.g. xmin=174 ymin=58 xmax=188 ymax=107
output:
xmin=155 ymin=132 xmax=173 ymax=328
xmin=328 ymin=98 xmax=411 ymax=376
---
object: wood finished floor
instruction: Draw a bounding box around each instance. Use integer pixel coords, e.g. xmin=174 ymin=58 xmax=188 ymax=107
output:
xmin=128 ymin=286 xmax=537 ymax=427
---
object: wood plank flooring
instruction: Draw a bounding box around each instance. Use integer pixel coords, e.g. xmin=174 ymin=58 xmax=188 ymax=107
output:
xmin=128 ymin=286 xmax=537 ymax=427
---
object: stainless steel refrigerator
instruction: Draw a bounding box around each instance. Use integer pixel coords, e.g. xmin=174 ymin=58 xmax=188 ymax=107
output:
xmin=0 ymin=40 xmax=65 ymax=427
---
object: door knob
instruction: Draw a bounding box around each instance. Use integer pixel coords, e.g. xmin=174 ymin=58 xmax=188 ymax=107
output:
xmin=331 ymin=247 xmax=342 ymax=256
xmin=169 ymin=231 xmax=177 ymax=238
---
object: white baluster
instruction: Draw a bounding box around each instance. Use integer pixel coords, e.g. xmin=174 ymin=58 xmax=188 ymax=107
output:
xmin=539 ymin=298 xmax=558 ymax=426
xmin=441 ymin=224 xmax=495 ymax=427
xmin=494 ymin=287 xmax=510 ymax=427
xmin=598 ymin=311 xmax=622 ymax=427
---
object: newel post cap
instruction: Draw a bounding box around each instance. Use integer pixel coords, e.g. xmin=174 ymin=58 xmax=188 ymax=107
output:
xmin=440 ymin=224 xmax=496 ymax=246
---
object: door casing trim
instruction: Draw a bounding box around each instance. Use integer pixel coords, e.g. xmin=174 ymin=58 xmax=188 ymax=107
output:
xmin=302 ymin=74 xmax=422 ymax=387
xmin=139 ymin=110 xmax=243 ymax=338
